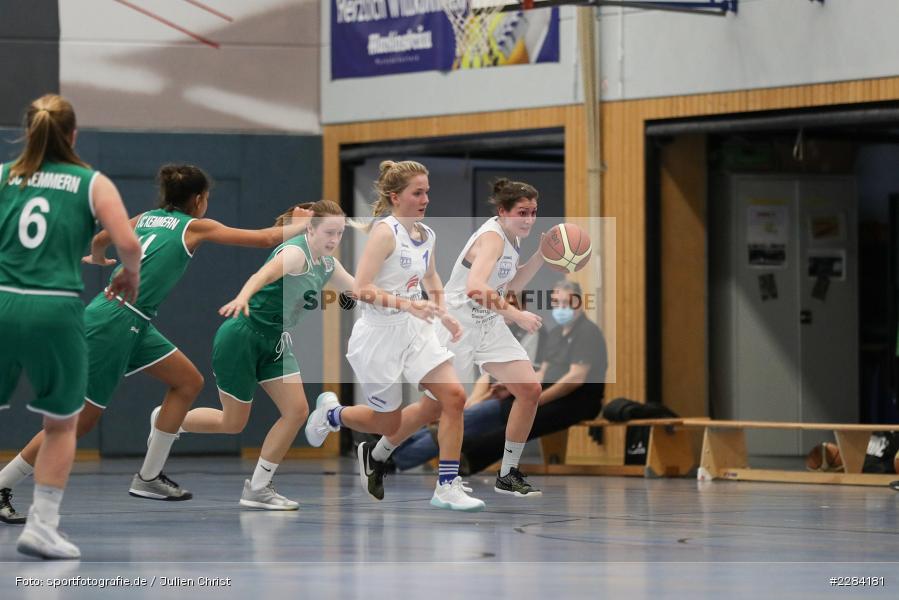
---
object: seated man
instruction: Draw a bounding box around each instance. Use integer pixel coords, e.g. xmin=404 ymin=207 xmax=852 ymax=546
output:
xmin=392 ymin=280 xmax=608 ymax=474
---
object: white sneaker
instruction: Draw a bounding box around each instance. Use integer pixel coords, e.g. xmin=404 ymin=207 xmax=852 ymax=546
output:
xmin=304 ymin=392 xmax=340 ymax=447
xmin=430 ymin=477 xmax=486 ymax=512
xmin=16 ymin=507 xmax=80 ymax=560
xmin=239 ymin=480 xmax=299 ymax=511
xmin=147 ymin=406 xmax=184 ymax=448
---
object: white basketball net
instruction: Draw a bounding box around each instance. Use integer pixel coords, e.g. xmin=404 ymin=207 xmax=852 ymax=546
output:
xmin=440 ymin=0 xmax=506 ymax=68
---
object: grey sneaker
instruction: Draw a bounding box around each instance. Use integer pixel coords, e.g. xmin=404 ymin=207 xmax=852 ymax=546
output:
xmin=1 ymin=488 xmax=26 ymax=524
xmin=17 ymin=507 xmax=80 ymax=560
xmin=129 ymin=472 xmax=193 ymax=501
xmin=304 ymin=392 xmax=340 ymax=447
xmin=239 ymin=479 xmax=299 ymax=511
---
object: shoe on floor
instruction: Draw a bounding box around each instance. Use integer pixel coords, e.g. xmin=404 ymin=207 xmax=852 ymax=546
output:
xmin=357 ymin=441 xmax=388 ymax=501
xmin=430 ymin=476 xmax=485 ymax=512
xmin=16 ymin=507 xmax=80 ymax=560
xmin=0 ymin=488 xmax=26 ymax=525
xmin=129 ymin=472 xmax=193 ymax=501
xmin=494 ymin=467 xmax=542 ymax=497
xmin=239 ymin=479 xmax=299 ymax=511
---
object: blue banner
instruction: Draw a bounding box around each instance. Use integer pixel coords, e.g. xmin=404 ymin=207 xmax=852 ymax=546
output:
xmin=331 ymin=0 xmax=559 ymax=80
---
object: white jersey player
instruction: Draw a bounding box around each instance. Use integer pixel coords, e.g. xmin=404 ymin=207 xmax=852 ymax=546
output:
xmin=364 ymin=178 xmax=548 ymax=498
xmin=304 ymin=160 xmax=484 ymax=512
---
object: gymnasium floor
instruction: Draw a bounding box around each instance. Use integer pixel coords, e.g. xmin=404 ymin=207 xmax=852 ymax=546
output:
xmin=1 ymin=457 xmax=896 ymax=598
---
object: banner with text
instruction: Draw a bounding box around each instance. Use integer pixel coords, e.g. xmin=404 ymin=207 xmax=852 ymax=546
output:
xmin=331 ymin=0 xmax=559 ymax=79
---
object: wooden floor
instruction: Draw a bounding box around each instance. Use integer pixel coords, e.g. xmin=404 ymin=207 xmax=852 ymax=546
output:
xmin=1 ymin=456 xmax=897 ymax=599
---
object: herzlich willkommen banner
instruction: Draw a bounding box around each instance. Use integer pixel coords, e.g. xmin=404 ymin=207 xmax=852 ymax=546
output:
xmin=331 ymin=0 xmax=559 ymax=80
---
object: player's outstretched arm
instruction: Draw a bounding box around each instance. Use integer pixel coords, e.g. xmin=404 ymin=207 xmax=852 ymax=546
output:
xmin=329 ymin=258 xmax=356 ymax=294
xmin=219 ymin=246 xmax=306 ymax=318
xmin=185 ymin=206 xmax=313 ymax=252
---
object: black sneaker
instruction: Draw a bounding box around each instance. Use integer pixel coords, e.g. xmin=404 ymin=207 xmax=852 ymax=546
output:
xmin=890 ymin=480 xmax=899 ymax=492
xmin=357 ymin=442 xmax=387 ymax=501
xmin=494 ymin=467 xmax=542 ymax=497
xmin=0 ymin=488 xmax=26 ymax=524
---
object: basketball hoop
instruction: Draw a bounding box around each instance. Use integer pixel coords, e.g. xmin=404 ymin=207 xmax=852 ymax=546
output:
xmin=440 ymin=0 xmax=521 ymax=69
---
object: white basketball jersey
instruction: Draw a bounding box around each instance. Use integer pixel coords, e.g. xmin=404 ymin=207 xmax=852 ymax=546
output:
xmin=360 ymin=215 xmax=436 ymax=322
xmin=444 ymin=217 xmax=520 ymax=323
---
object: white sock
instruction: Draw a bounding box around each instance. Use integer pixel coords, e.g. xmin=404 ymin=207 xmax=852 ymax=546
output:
xmin=0 ymin=453 xmax=34 ymax=490
xmin=33 ymin=484 xmax=64 ymax=528
xmin=500 ymin=440 xmax=526 ymax=477
xmin=250 ymin=458 xmax=278 ymax=491
xmin=139 ymin=428 xmax=178 ymax=481
xmin=371 ymin=437 xmax=396 ymax=463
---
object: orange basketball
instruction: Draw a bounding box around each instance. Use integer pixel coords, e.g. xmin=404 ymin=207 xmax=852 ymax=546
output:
xmin=540 ymin=223 xmax=592 ymax=273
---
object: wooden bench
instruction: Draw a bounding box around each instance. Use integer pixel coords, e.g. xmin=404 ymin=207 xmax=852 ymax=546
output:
xmin=691 ymin=419 xmax=899 ymax=486
xmin=521 ymin=418 xmax=701 ymax=477
xmin=522 ymin=417 xmax=899 ymax=486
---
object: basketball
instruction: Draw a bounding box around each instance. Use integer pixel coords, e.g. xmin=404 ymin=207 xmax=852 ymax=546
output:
xmin=540 ymin=223 xmax=592 ymax=273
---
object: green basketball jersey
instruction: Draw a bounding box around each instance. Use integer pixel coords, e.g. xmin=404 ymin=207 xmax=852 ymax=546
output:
xmin=247 ymin=234 xmax=334 ymax=333
xmin=0 ymin=161 xmax=97 ymax=294
xmin=106 ymin=208 xmax=196 ymax=319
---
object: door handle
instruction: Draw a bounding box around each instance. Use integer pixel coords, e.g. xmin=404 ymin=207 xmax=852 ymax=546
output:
xmin=800 ymin=309 xmax=812 ymax=325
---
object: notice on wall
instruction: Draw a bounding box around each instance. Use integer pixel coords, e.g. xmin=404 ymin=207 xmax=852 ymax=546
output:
xmin=807 ymin=249 xmax=846 ymax=281
xmin=807 ymin=212 xmax=847 ymax=244
xmin=758 ymin=273 xmax=778 ymax=301
xmin=747 ymin=204 xmax=789 ymax=268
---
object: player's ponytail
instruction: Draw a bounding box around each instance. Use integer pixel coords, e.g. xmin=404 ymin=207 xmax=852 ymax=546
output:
xmin=488 ymin=178 xmax=538 ymax=213
xmin=9 ymin=94 xmax=88 ymax=185
xmin=157 ymin=164 xmax=210 ymax=212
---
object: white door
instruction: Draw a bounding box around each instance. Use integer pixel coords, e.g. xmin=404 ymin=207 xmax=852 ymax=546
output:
xmin=797 ymin=178 xmax=859 ymax=449
xmin=714 ymin=175 xmax=859 ymax=456
xmin=732 ymin=177 xmax=802 ymax=455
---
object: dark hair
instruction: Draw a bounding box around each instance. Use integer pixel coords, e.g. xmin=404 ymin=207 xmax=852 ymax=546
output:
xmin=553 ymin=279 xmax=583 ymax=306
xmin=489 ymin=178 xmax=538 ymax=212
xmin=157 ymin=164 xmax=210 ymax=212
xmin=10 ymin=94 xmax=88 ymax=184
xmin=274 ymin=199 xmax=345 ymax=227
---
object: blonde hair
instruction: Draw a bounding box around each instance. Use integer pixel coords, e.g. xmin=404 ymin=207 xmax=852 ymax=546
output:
xmin=368 ymin=160 xmax=429 ymax=228
xmin=274 ymin=199 xmax=345 ymax=228
xmin=9 ymin=94 xmax=88 ymax=185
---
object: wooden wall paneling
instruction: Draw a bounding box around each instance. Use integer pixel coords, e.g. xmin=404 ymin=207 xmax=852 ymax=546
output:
xmin=321 ymin=75 xmax=899 ymax=461
xmin=659 ymin=134 xmax=707 ymax=418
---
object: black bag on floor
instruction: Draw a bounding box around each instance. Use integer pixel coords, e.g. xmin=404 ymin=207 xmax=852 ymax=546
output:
xmin=590 ymin=397 xmax=680 ymax=465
